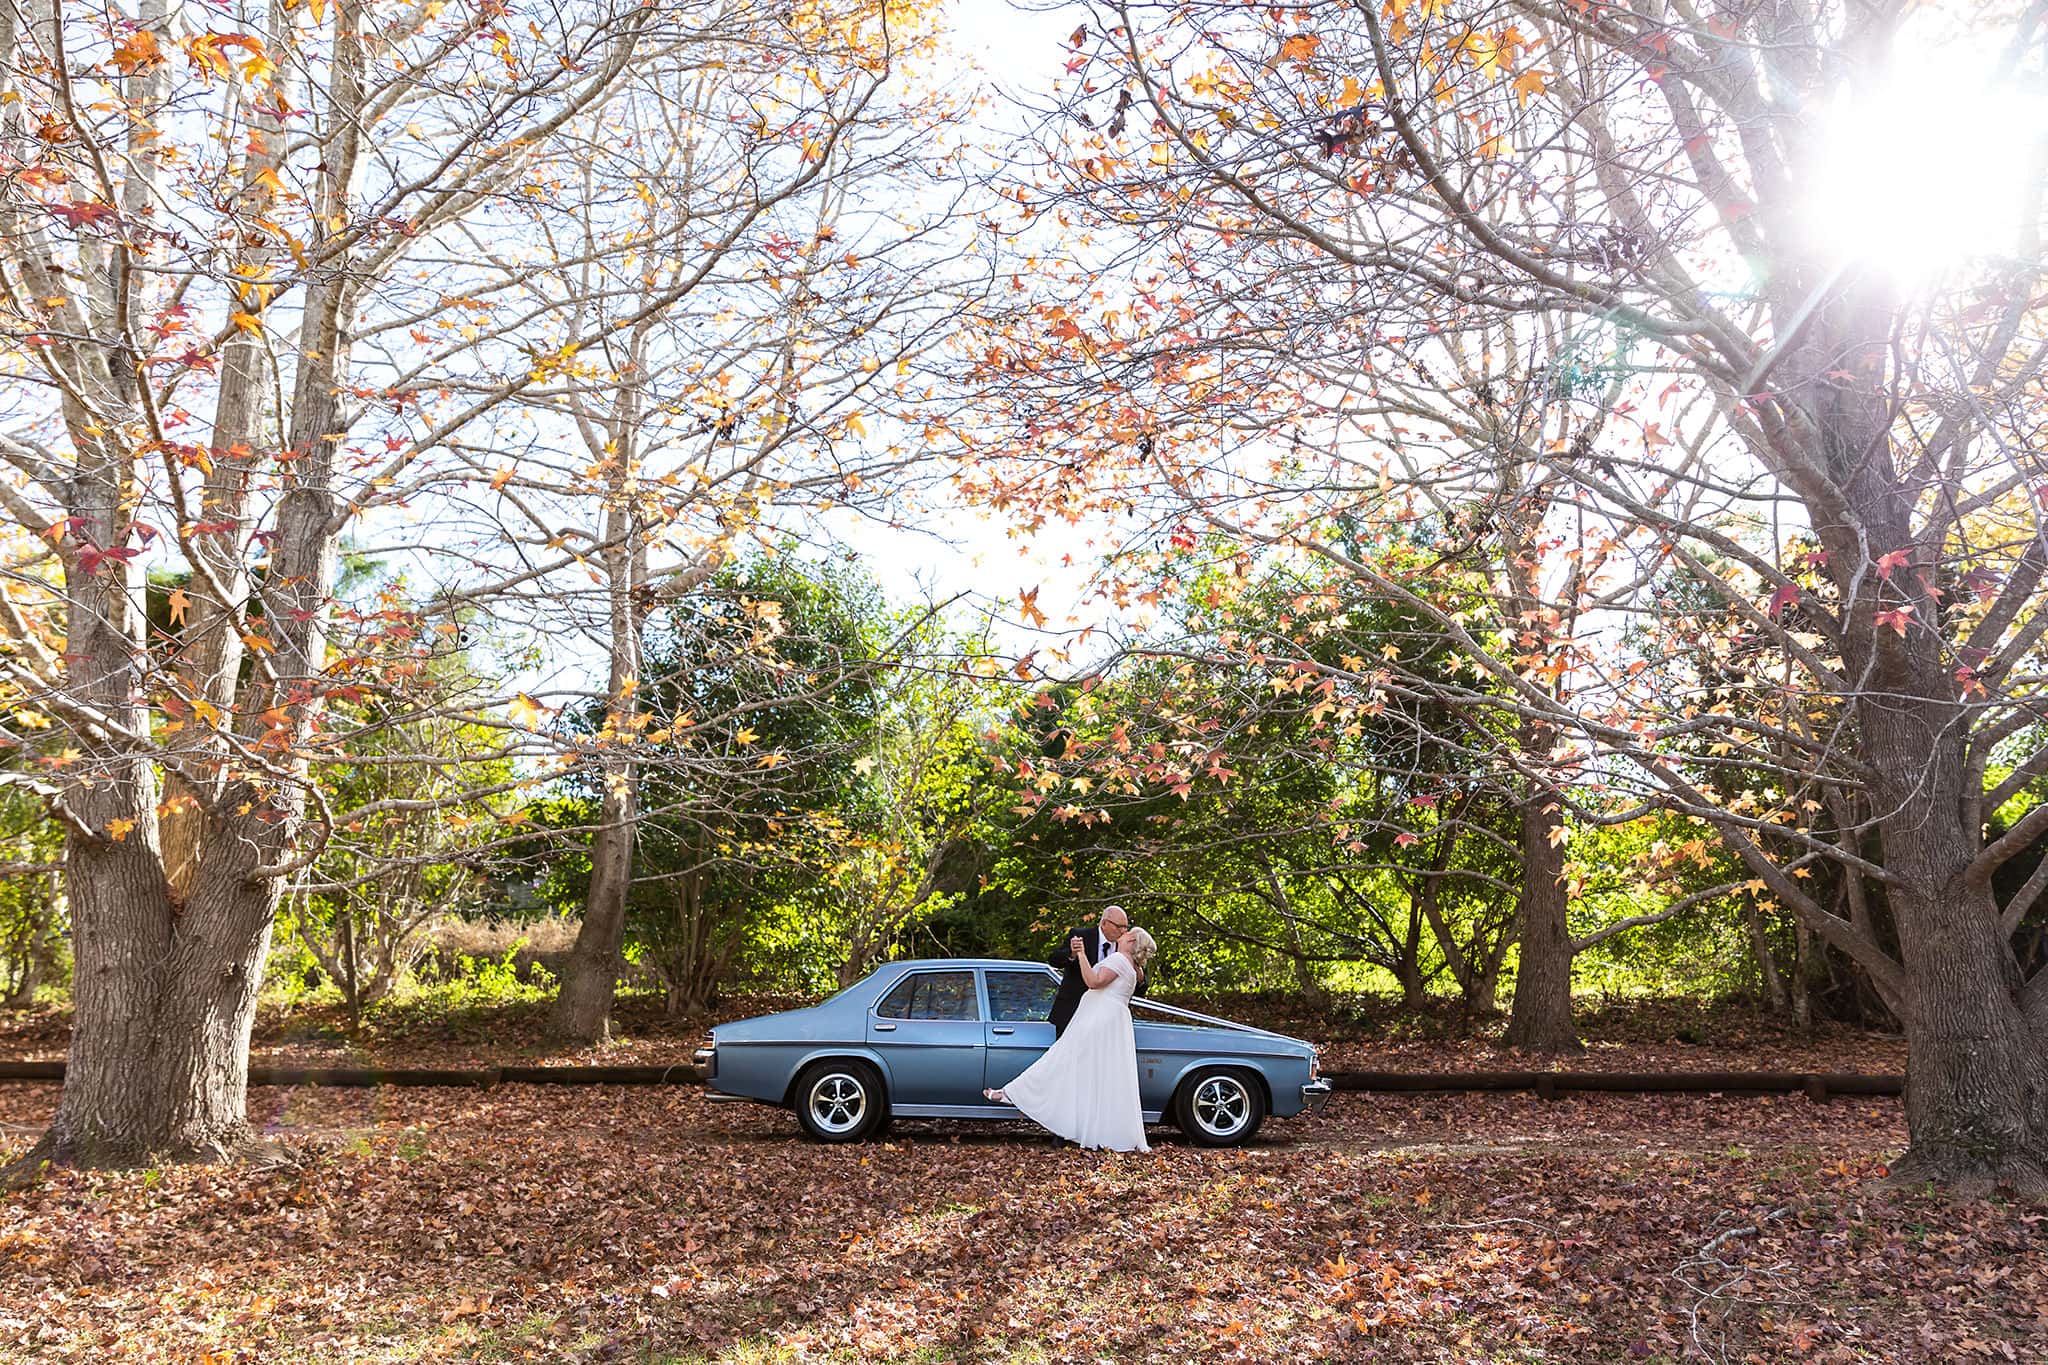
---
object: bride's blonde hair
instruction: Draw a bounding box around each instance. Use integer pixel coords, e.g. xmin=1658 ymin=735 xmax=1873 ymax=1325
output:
xmin=1120 ymin=926 xmax=1157 ymax=975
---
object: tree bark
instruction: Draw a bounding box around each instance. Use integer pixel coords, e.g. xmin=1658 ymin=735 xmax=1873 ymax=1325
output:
xmin=549 ymin=428 xmax=646 ymax=1043
xmin=551 ymin=775 xmax=636 ymax=1043
xmin=1503 ymin=782 xmax=1581 ymax=1052
xmin=1867 ymin=712 xmax=2048 ymax=1193
xmin=1745 ymin=895 xmax=1790 ymax=1015
xmin=1791 ymin=919 xmax=1814 ymax=1031
xmin=29 ymin=810 xmax=279 ymax=1169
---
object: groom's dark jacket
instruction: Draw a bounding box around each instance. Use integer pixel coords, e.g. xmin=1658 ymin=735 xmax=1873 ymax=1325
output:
xmin=1046 ymin=924 xmax=1147 ymax=1036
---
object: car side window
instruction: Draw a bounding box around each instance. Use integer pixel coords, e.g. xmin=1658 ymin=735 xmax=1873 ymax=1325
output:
xmin=875 ymin=971 xmax=979 ymax=1021
xmin=986 ymin=970 xmax=1059 ymax=1023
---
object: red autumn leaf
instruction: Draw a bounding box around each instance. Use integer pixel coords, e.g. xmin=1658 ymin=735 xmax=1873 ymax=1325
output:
xmin=48 ymin=200 xmax=116 ymax=230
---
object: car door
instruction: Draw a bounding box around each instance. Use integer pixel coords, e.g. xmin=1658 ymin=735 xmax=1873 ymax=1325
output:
xmin=867 ymin=969 xmax=985 ymax=1106
xmin=982 ymin=967 xmax=1060 ymax=1092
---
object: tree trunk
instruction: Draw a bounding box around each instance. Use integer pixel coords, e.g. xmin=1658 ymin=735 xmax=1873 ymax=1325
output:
xmin=549 ymin=438 xmax=646 ymax=1044
xmin=28 ymin=817 xmax=279 ymax=1170
xmin=1471 ymin=942 xmax=1505 ymax=1017
xmin=1393 ymin=953 xmax=1429 ymax=1012
xmin=1791 ymin=919 xmax=1814 ymax=1031
xmin=657 ymin=871 xmax=721 ymax=1016
xmin=1503 ymin=784 xmax=1581 ymax=1052
xmin=551 ymin=777 xmax=636 ymax=1043
xmin=1887 ymin=873 xmax=2048 ymax=1194
xmin=1745 ymin=895 xmax=1790 ymax=1015
xmin=1866 ymin=714 xmax=2048 ymax=1192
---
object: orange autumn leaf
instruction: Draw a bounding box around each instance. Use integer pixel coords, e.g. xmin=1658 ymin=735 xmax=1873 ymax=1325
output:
xmin=1280 ymin=33 xmax=1320 ymax=62
xmin=111 ymin=30 xmax=166 ymax=76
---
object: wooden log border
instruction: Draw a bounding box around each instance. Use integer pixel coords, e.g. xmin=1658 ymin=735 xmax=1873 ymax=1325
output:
xmin=0 ymin=1059 xmax=1904 ymax=1100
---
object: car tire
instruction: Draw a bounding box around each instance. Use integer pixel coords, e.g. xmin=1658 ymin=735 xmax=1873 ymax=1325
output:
xmin=792 ymin=1060 xmax=889 ymax=1143
xmin=1173 ymin=1067 xmax=1266 ymax=1146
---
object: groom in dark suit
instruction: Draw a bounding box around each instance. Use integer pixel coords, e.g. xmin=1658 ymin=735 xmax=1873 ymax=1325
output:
xmin=1047 ymin=903 xmax=1145 ymax=1035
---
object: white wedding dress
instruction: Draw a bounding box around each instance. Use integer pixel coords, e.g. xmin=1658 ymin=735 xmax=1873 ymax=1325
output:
xmin=1002 ymin=953 xmax=1149 ymax=1152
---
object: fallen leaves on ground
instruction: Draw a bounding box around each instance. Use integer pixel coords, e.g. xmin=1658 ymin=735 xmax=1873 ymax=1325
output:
xmin=1 ymin=1080 xmax=2038 ymax=1363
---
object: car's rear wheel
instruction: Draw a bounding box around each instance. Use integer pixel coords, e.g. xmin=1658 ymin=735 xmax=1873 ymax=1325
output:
xmin=1173 ymin=1067 xmax=1266 ymax=1146
xmin=793 ymin=1060 xmax=888 ymax=1142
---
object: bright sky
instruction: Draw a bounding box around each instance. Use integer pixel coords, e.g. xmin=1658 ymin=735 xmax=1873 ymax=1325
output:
xmin=814 ymin=0 xmax=1116 ymax=661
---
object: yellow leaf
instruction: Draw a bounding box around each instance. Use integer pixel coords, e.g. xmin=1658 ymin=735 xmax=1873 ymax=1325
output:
xmin=231 ymin=311 xmax=263 ymax=336
xmin=734 ymin=726 xmax=759 ymax=746
xmin=107 ymin=817 xmax=136 ymax=842
xmin=190 ymin=698 xmax=222 ymax=728
xmin=1511 ymin=68 xmax=1549 ymax=107
xmin=757 ymin=752 xmax=784 ymax=768
xmin=852 ymin=756 xmax=876 ymax=775
xmin=508 ymin=693 xmax=545 ymax=729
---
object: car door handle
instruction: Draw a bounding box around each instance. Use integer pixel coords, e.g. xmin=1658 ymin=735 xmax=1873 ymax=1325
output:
xmin=990 ymin=1026 xmax=1015 ymax=1035
xmin=873 ymin=1023 xmax=896 ymax=1032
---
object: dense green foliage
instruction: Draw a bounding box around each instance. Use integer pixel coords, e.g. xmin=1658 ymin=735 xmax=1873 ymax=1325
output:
xmin=14 ymin=548 xmax=1958 ymax=1026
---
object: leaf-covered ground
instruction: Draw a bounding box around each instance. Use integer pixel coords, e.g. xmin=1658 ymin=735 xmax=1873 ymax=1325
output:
xmin=0 ymin=992 xmax=1909 ymax=1076
xmin=3 ymin=1079 xmax=2038 ymax=1363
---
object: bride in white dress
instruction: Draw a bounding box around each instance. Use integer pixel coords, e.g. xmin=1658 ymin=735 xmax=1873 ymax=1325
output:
xmin=985 ymin=927 xmax=1157 ymax=1152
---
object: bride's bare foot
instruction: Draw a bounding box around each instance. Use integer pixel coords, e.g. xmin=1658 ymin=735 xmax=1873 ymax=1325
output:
xmin=983 ymin=1088 xmax=1009 ymax=1104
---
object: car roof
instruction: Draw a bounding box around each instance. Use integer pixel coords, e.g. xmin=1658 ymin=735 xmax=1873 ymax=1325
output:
xmin=879 ymin=959 xmax=1054 ymax=970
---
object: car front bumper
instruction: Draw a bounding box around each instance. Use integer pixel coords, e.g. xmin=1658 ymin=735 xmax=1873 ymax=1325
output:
xmin=1301 ymin=1077 xmax=1334 ymax=1115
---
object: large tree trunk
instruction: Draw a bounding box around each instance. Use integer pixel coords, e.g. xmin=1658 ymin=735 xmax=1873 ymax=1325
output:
xmin=1503 ymin=782 xmax=1581 ymax=1052
xmin=1888 ymin=882 xmax=2048 ymax=1194
xmin=1783 ymin=271 xmax=2048 ymax=1188
xmin=33 ymin=810 xmax=279 ymax=1168
xmin=1868 ymin=713 xmax=2048 ymax=1193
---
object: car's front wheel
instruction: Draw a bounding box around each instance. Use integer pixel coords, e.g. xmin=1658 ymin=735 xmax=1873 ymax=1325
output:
xmin=793 ymin=1060 xmax=889 ymax=1142
xmin=1174 ymin=1068 xmax=1267 ymax=1146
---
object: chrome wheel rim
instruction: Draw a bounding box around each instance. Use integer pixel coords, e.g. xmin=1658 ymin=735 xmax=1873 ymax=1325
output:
xmin=1192 ymin=1075 xmax=1251 ymax=1136
xmin=807 ymin=1072 xmax=869 ymax=1135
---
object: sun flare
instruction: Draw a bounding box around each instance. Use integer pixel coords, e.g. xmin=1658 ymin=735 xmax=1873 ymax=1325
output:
xmin=1802 ymin=41 xmax=2048 ymax=284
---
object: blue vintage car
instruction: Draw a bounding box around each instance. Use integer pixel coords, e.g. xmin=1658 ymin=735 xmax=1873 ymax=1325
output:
xmin=692 ymin=958 xmax=1332 ymax=1146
